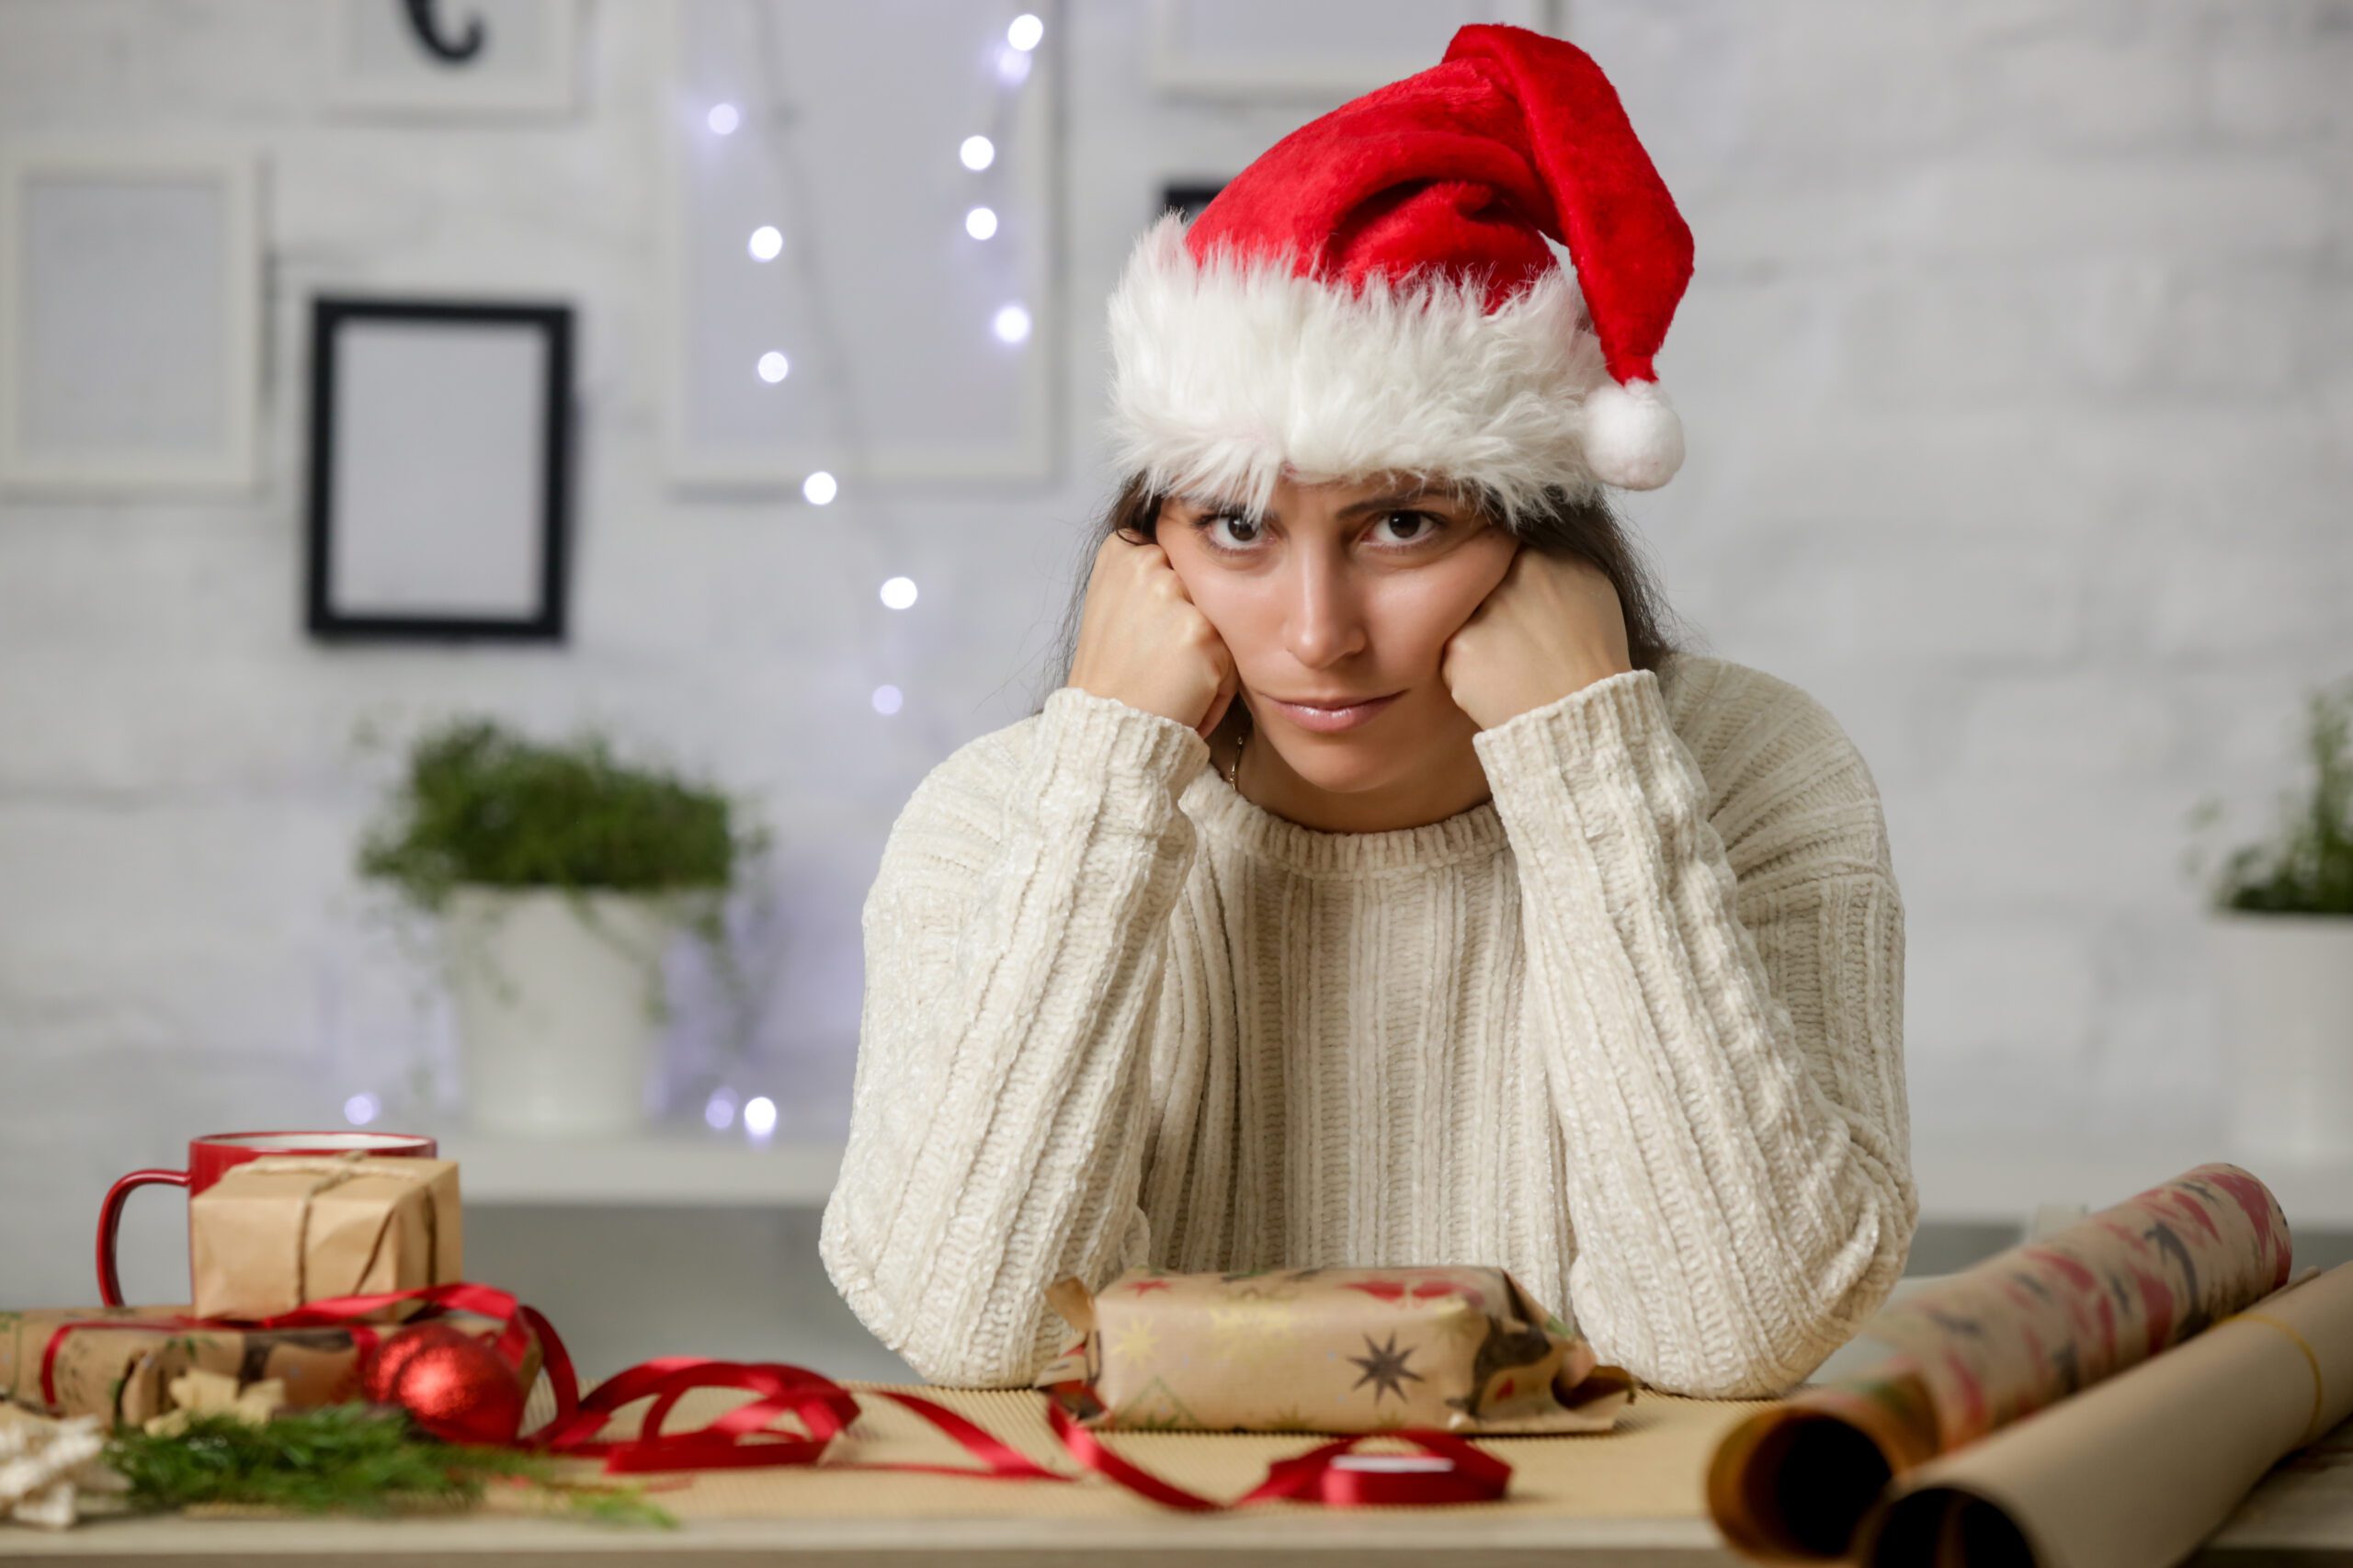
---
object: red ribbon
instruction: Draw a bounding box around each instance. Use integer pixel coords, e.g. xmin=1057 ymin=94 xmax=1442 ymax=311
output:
xmin=40 ymin=1284 xmax=1510 ymax=1507
xmin=1046 ymin=1400 xmax=1510 ymax=1508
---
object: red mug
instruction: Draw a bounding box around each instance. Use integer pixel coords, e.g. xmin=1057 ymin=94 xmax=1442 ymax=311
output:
xmin=97 ymin=1130 xmax=438 ymax=1307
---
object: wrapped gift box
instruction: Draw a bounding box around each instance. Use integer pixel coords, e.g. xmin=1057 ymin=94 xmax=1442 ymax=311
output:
xmin=1 ymin=1302 xmax=541 ymax=1428
xmin=189 ymin=1153 xmax=462 ymax=1321
xmin=1037 ymin=1264 xmax=1637 ymax=1435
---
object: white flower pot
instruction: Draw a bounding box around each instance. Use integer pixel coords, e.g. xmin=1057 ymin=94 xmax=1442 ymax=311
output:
xmin=442 ymin=886 xmax=683 ymax=1137
xmin=2208 ymin=909 xmax=2353 ymax=1167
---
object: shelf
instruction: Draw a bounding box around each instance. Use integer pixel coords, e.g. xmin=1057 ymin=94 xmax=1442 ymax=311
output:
xmin=440 ymin=1126 xmax=2353 ymax=1232
xmin=1912 ymin=1138 xmax=2353 ymax=1232
xmin=440 ymin=1127 xmax=843 ymax=1207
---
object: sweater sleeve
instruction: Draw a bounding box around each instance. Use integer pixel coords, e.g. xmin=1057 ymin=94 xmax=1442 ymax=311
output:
xmin=1471 ymin=665 xmax=1917 ymax=1399
xmin=820 ymin=687 xmax=1210 ymax=1385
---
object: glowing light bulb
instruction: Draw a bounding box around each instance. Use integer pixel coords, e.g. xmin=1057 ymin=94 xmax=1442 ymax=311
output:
xmin=745 ymin=1096 xmax=779 ymax=1139
xmin=965 ymin=206 xmax=998 ymax=240
xmin=872 ymin=685 xmax=904 ymax=716
xmin=993 ymin=304 xmax=1031 ymax=345
xmin=343 ymin=1093 xmax=380 ymax=1127
xmin=747 ymin=225 xmax=783 ymax=261
xmin=960 ymin=134 xmax=995 ymax=171
xmin=880 ymin=576 xmax=918 ymax=609
xmin=707 ymin=102 xmax=741 ymax=135
xmin=757 ymin=351 xmax=790 ymax=383
xmin=1007 ymin=14 xmax=1043 ymax=50
xmin=802 ymin=471 xmax=837 ymax=505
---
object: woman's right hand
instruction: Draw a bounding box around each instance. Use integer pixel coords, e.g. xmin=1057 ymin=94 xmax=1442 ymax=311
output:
xmin=1065 ymin=528 xmax=1239 ymax=742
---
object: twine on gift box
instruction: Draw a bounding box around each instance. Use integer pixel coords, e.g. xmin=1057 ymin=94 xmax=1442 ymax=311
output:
xmin=238 ymin=1153 xmax=449 ymax=1311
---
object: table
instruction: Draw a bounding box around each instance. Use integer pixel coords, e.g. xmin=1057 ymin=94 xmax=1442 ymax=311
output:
xmin=5 ymin=1381 xmax=2349 ymax=1564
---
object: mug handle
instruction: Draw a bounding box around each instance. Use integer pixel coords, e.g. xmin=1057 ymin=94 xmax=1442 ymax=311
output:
xmin=97 ymin=1169 xmax=189 ymax=1307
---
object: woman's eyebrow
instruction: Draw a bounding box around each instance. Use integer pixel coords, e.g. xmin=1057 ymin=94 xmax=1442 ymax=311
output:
xmin=1175 ymin=487 xmax=1449 ymax=520
xmin=1335 ymin=488 xmax=1451 ymax=517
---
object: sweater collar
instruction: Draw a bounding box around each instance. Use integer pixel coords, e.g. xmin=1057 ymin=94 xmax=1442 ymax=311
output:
xmin=1180 ymin=754 xmax=1509 ymax=877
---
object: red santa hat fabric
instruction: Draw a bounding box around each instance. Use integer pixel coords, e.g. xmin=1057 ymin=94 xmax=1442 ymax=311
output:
xmin=1104 ymin=22 xmax=1695 ymax=531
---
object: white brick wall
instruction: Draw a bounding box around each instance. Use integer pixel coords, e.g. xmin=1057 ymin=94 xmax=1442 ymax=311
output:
xmin=2 ymin=2 xmax=2346 ymax=1328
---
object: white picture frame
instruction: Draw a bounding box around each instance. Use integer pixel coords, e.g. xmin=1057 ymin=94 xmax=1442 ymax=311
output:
xmin=0 ymin=137 xmax=261 ymax=495
xmin=324 ymin=0 xmax=579 ymax=120
xmin=1148 ymin=0 xmax=1555 ymax=100
xmin=654 ymin=0 xmax=1059 ymax=490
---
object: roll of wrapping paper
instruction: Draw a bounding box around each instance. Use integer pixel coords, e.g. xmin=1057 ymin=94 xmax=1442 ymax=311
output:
xmin=1853 ymin=1260 xmax=2353 ymax=1568
xmin=1707 ymin=1162 xmax=2293 ymax=1561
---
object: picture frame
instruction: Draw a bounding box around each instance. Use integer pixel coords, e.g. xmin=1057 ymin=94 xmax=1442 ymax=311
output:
xmin=303 ymin=296 xmax=573 ymax=642
xmin=323 ymin=0 xmax=579 ymax=120
xmin=0 ymin=137 xmax=261 ymax=494
xmin=1147 ymin=0 xmax=1553 ymax=99
xmin=654 ymin=0 xmax=1060 ymax=489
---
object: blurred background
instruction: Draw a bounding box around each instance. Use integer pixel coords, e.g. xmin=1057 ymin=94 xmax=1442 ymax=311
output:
xmin=2 ymin=0 xmax=2347 ymax=1381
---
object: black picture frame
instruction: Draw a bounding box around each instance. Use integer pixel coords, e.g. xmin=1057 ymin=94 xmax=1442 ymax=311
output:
xmin=303 ymin=295 xmax=574 ymax=642
xmin=1161 ymin=180 xmax=1229 ymax=222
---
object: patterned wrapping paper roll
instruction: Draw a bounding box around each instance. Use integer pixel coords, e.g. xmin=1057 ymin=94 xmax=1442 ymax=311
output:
xmin=1707 ymin=1162 xmax=2293 ymax=1562
xmin=1856 ymin=1260 xmax=2353 ymax=1568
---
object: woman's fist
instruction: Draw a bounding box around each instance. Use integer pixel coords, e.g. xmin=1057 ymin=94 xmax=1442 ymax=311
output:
xmin=1441 ymin=546 xmax=1634 ymax=730
xmin=1065 ymin=529 xmax=1238 ymax=741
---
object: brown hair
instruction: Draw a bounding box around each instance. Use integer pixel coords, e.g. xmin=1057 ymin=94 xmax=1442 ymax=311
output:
xmin=1031 ymin=473 xmax=1707 ymax=715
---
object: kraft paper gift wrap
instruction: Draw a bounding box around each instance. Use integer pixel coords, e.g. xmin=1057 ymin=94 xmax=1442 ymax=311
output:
xmin=0 ymin=1306 xmax=365 ymax=1426
xmin=2 ymin=1302 xmax=545 ymax=1429
xmin=188 ymin=1153 xmax=463 ymax=1322
xmin=1037 ymin=1265 xmax=1638 ymax=1435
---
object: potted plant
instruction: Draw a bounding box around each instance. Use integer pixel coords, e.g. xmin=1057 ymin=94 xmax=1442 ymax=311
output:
xmin=2184 ymin=676 xmax=2353 ymax=1166
xmin=358 ymin=716 xmax=772 ymax=1137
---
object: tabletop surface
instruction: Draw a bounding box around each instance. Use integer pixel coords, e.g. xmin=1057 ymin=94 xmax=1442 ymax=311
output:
xmin=4 ymin=1383 xmax=2348 ymax=1565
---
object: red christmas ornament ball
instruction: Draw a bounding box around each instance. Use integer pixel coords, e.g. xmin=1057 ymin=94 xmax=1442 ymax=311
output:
xmin=361 ymin=1322 xmax=525 ymax=1447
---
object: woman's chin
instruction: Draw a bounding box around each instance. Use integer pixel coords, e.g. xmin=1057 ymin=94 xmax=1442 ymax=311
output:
xmin=1256 ymin=740 xmax=1407 ymax=797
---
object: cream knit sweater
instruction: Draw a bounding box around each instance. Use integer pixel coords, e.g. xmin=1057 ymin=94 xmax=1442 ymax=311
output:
xmin=819 ymin=651 xmax=1917 ymax=1398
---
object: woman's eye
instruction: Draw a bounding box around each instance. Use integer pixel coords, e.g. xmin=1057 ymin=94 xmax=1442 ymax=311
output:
xmin=1199 ymin=513 xmax=1265 ymax=550
xmin=1370 ymin=510 xmax=1447 ymax=546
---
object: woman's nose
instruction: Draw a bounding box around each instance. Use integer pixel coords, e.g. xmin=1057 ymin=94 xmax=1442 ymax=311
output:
xmin=1282 ymin=557 xmax=1368 ymax=668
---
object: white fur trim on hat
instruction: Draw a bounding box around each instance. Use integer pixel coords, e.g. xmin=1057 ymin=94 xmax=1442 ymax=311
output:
xmin=1102 ymin=211 xmax=1681 ymax=530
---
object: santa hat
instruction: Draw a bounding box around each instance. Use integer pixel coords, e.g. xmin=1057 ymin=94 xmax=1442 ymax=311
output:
xmin=1104 ymin=23 xmax=1695 ymax=532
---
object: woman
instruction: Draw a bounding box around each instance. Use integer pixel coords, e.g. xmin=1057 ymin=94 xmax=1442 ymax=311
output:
xmin=821 ymin=23 xmax=1915 ymax=1399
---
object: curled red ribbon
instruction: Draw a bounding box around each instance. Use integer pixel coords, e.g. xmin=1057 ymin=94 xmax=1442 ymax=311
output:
xmin=40 ymin=1283 xmax=1511 ymax=1508
xmin=1046 ymin=1400 xmax=1510 ymax=1508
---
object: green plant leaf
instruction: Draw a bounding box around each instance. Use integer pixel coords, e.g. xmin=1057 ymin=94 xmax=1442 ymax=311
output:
xmin=2194 ymin=677 xmax=2353 ymax=915
xmin=104 ymin=1404 xmax=676 ymax=1528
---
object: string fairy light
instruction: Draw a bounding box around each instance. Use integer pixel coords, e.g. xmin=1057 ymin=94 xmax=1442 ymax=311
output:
xmin=668 ymin=5 xmax=1051 ymax=1142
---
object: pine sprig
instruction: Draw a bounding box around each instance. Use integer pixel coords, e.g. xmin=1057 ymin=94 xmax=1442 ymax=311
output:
xmin=101 ymin=1404 xmax=676 ymax=1528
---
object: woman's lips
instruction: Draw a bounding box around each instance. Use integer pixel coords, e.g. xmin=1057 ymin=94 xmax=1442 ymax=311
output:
xmin=1264 ymin=692 xmax=1402 ymax=733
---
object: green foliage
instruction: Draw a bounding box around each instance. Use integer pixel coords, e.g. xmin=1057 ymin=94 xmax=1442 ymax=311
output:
xmin=103 ymin=1404 xmax=676 ymax=1527
xmin=358 ymin=716 xmax=770 ymax=912
xmin=2185 ymin=676 xmax=2353 ymax=916
xmin=355 ymin=714 xmax=775 ymax=1031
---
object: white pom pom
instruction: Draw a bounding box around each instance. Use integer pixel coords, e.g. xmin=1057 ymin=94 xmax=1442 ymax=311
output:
xmin=1581 ymin=378 xmax=1685 ymax=491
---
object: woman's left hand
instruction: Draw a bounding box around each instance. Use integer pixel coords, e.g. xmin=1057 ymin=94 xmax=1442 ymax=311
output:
xmin=1441 ymin=545 xmax=1636 ymax=731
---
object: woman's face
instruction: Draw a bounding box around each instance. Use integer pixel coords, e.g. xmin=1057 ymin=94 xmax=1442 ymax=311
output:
xmin=1157 ymin=472 xmax=1520 ymax=798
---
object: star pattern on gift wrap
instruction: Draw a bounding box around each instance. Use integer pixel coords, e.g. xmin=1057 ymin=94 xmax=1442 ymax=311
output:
xmin=1347 ymin=1331 xmax=1425 ymax=1404
xmin=1110 ymin=1377 xmax=1202 ymax=1431
xmin=1106 ymin=1314 xmax=1164 ymax=1367
xmin=1209 ymin=1299 xmax=1304 ymax=1369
